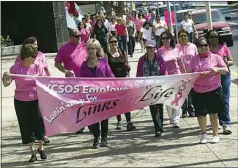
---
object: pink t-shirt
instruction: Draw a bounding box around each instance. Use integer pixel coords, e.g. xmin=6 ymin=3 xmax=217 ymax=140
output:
xmin=131 ymin=16 xmax=137 ymax=23
xmin=55 ymin=42 xmax=87 ymax=77
xmin=135 ymin=18 xmax=146 ymax=32
xmin=191 ymin=53 xmax=226 ymax=93
xmin=211 ymin=44 xmax=231 ymax=59
xmin=10 ymin=62 xmax=44 ymax=101
xmin=115 ymin=24 xmax=126 ymax=36
xmin=176 ymin=43 xmax=198 ymax=73
xmin=80 ymin=28 xmax=89 ymax=43
xmin=157 ymin=46 xmax=182 ymax=75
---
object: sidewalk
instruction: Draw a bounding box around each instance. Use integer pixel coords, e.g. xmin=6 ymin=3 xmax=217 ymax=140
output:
xmin=1 ymin=43 xmax=238 ymax=167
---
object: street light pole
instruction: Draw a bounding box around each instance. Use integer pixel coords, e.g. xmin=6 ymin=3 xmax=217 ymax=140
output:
xmin=167 ymin=1 xmax=173 ymax=35
xmin=205 ymin=1 xmax=213 ymax=30
xmin=173 ymin=1 xmax=178 ymax=43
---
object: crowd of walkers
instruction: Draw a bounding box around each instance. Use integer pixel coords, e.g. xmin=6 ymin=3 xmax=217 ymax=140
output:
xmin=2 ymin=9 xmax=234 ymax=162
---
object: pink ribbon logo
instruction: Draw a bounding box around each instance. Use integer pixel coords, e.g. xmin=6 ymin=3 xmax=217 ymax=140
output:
xmin=170 ymin=93 xmax=182 ymax=106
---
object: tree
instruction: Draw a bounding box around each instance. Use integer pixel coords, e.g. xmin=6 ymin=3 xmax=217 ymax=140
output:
xmin=100 ymin=1 xmax=125 ymax=17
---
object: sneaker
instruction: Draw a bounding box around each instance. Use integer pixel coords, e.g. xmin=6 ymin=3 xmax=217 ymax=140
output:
xmin=126 ymin=122 xmax=136 ymax=131
xmin=155 ymin=131 xmax=162 ymax=137
xmin=200 ymin=134 xmax=207 ymax=144
xmin=223 ymin=125 xmax=232 ymax=135
xmin=182 ymin=110 xmax=187 ymax=118
xmin=37 ymin=149 xmax=47 ymax=160
xmin=173 ymin=122 xmax=180 ymax=128
xmin=212 ymin=136 xmax=220 ymax=143
xmin=92 ymin=138 xmax=100 ymax=149
xmin=100 ymin=137 xmax=108 ymax=147
xmin=29 ymin=155 xmax=37 ymax=162
xmin=189 ymin=112 xmax=196 ymax=117
xmin=116 ymin=121 xmax=122 ymax=130
xmin=43 ymin=136 xmax=50 ymax=144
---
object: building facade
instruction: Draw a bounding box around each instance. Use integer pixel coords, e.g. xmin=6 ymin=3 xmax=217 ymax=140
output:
xmin=1 ymin=1 xmax=69 ymax=53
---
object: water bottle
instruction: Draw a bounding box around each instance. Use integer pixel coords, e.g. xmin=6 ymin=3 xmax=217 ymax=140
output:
xmin=6 ymin=75 xmax=12 ymax=84
xmin=70 ymin=71 xmax=75 ymax=77
xmin=65 ymin=70 xmax=75 ymax=77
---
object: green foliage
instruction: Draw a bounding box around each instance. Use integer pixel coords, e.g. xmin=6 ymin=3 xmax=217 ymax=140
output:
xmin=1 ymin=36 xmax=6 ymax=47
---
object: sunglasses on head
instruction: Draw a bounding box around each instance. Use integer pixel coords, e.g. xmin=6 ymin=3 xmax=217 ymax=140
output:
xmin=209 ymin=36 xmax=218 ymax=39
xmin=199 ymin=44 xmax=208 ymax=47
xmin=109 ymin=41 xmax=117 ymax=43
xmin=162 ymin=37 xmax=170 ymax=40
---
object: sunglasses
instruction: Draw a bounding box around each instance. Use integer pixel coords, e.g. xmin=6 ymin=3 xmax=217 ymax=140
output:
xmin=209 ymin=36 xmax=218 ymax=39
xmin=87 ymin=47 xmax=96 ymax=50
xmin=71 ymin=35 xmax=80 ymax=38
xmin=31 ymin=54 xmax=37 ymax=59
xmin=162 ymin=37 xmax=170 ymax=40
xmin=179 ymin=35 xmax=187 ymax=38
xmin=146 ymin=46 xmax=154 ymax=49
xmin=199 ymin=44 xmax=208 ymax=47
xmin=109 ymin=41 xmax=117 ymax=43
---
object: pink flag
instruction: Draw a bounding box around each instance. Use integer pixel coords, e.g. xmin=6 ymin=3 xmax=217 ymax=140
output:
xmin=164 ymin=11 xmax=175 ymax=26
xmin=36 ymin=73 xmax=200 ymax=136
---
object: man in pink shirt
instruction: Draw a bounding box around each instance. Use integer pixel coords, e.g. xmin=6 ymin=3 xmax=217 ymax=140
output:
xmin=55 ymin=29 xmax=87 ymax=134
xmin=55 ymin=29 xmax=87 ymax=77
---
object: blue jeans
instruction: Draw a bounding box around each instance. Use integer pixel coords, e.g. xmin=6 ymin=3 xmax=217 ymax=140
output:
xmin=218 ymin=73 xmax=231 ymax=126
xmin=118 ymin=35 xmax=127 ymax=52
xmin=188 ymin=32 xmax=194 ymax=43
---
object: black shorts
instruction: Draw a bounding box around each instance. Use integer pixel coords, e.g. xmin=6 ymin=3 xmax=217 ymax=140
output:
xmin=142 ymin=38 xmax=147 ymax=43
xmin=14 ymin=99 xmax=45 ymax=144
xmin=191 ymin=87 xmax=224 ymax=117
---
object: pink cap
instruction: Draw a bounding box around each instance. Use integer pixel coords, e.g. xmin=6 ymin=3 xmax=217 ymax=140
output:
xmin=145 ymin=40 xmax=156 ymax=47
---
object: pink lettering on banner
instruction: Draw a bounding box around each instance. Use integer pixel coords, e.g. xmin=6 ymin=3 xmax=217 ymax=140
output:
xmin=35 ymin=73 xmax=200 ymax=136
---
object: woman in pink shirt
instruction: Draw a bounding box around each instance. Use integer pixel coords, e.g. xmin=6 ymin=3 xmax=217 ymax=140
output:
xmin=176 ymin=29 xmax=198 ymax=118
xmin=135 ymin=13 xmax=146 ymax=52
xmin=157 ymin=31 xmax=186 ymax=128
xmin=15 ymin=37 xmax=51 ymax=143
xmin=78 ymin=21 xmax=90 ymax=43
xmin=2 ymin=44 xmax=47 ymax=162
xmin=206 ymin=30 xmax=234 ymax=135
xmin=115 ymin=17 xmax=128 ymax=53
xmin=190 ymin=38 xmax=229 ymax=144
xmin=79 ymin=39 xmax=114 ymax=149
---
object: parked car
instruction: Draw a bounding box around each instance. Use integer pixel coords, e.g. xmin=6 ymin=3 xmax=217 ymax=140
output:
xmin=190 ymin=9 xmax=233 ymax=47
xmin=179 ymin=2 xmax=195 ymax=9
